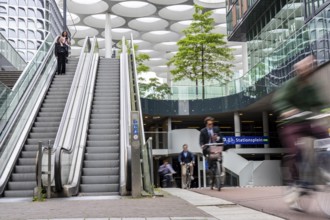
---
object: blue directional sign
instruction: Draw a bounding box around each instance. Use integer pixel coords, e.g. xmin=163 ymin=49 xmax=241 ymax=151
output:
xmin=223 ymin=136 xmax=269 ymax=145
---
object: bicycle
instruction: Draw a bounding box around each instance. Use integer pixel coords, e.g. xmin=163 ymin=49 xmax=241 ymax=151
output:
xmin=281 ymin=112 xmax=330 ymax=216
xmin=184 ymin=163 xmax=192 ymax=189
xmin=204 ymin=143 xmax=224 ymax=191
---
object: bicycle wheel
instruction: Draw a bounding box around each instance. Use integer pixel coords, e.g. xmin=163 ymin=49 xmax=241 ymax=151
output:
xmin=215 ymin=160 xmax=222 ymax=191
xmin=186 ymin=173 xmax=191 ymax=189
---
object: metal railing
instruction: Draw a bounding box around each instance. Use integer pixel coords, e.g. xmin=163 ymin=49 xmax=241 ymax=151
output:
xmin=0 ymin=35 xmax=57 ymax=195
xmin=0 ymin=32 xmax=26 ymax=71
xmin=54 ymin=37 xmax=99 ymax=195
xmin=0 ymin=34 xmax=54 ymax=139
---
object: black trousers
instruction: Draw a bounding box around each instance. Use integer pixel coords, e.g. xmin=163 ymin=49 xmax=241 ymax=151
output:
xmin=57 ymin=55 xmax=66 ymax=74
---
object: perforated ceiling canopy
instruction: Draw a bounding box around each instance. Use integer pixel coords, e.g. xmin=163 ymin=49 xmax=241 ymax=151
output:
xmin=55 ymin=0 xmax=243 ymax=79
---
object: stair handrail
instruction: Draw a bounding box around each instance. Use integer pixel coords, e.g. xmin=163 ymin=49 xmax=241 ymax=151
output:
xmin=59 ymin=37 xmax=99 ymax=196
xmin=0 ymin=32 xmax=26 ymax=71
xmin=0 ymin=35 xmax=58 ymax=195
xmin=128 ymin=35 xmax=153 ymax=194
xmin=119 ymin=36 xmax=132 ymax=195
xmin=54 ymin=36 xmax=91 ymax=192
xmin=0 ymin=33 xmax=54 ymax=138
xmin=54 ymin=37 xmax=99 ymax=194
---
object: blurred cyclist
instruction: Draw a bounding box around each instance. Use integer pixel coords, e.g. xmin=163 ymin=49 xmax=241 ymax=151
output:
xmin=158 ymin=158 xmax=176 ymax=188
xmin=178 ymin=144 xmax=195 ymax=189
xmin=272 ymin=54 xmax=328 ymax=210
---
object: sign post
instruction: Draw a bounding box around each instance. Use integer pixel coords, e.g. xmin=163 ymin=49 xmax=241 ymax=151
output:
xmin=131 ymin=111 xmax=141 ymax=197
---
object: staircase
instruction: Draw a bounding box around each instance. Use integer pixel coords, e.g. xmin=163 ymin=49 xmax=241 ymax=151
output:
xmin=0 ymin=71 xmax=22 ymax=89
xmin=4 ymin=58 xmax=78 ymax=197
xmin=80 ymin=58 xmax=120 ymax=195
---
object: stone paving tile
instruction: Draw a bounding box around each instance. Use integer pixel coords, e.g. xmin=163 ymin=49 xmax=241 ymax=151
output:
xmin=162 ymin=188 xmax=233 ymax=206
xmin=198 ymin=206 xmax=284 ymax=220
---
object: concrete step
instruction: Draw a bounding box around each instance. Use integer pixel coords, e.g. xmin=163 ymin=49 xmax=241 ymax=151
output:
xmin=4 ymin=190 xmax=34 ymax=197
xmin=88 ymin=129 xmax=119 ymax=135
xmin=11 ymin=173 xmax=35 ymax=182
xmin=88 ymin=134 xmax=119 ymax=141
xmin=80 ymin=184 xmax=119 ymax=193
xmin=84 ymin=153 xmax=119 ymax=161
xmin=81 ymin=176 xmax=119 ymax=184
xmin=85 ymin=147 xmax=119 ymax=154
xmin=83 ymin=160 xmax=119 ymax=168
xmin=86 ymin=140 xmax=119 ymax=147
xmin=7 ymin=181 xmax=36 ymax=190
xmin=82 ymin=167 xmax=119 ymax=176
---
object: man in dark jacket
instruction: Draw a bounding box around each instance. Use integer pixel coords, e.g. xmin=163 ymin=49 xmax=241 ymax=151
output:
xmin=199 ymin=116 xmax=224 ymax=189
xmin=200 ymin=116 xmax=223 ymax=157
xmin=178 ymin=144 xmax=195 ymax=189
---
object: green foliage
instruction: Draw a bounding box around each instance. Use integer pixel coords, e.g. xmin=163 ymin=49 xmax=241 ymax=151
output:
xmin=168 ymin=4 xmax=234 ymax=98
xmin=118 ymin=40 xmax=171 ymax=99
xmin=139 ymin=77 xmax=172 ymax=100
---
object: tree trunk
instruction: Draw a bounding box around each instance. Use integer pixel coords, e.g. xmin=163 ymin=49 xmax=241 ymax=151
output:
xmin=201 ymin=44 xmax=205 ymax=99
xmin=195 ymin=79 xmax=198 ymax=99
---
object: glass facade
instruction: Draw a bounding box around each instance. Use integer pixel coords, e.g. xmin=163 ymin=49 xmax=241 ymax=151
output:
xmin=305 ymin=0 xmax=330 ymax=19
xmin=155 ymin=2 xmax=330 ymax=101
xmin=0 ymin=0 xmax=63 ymax=61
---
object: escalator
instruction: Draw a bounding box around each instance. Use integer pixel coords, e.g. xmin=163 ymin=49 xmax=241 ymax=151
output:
xmin=80 ymin=58 xmax=120 ymax=195
xmin=4 ymin=58 xmax=78 ymax=197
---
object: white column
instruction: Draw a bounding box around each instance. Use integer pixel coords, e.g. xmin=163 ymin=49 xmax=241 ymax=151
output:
xmin=167 ymin=117 xmax=172 ymax=151
xmin=105 ymin=13 xmax=112 ymax=58
xmin=155 ymin=125 xmax=160 ymax=149
xmin=197 ymin=154 xmax=201 ymax=188
xmin=263 ymin=111 xmax=270 ymax=160
xmin=234 ymin=112 xmax=241 ymax=148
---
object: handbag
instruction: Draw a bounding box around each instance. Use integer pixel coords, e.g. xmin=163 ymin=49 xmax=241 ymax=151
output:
xmin=208 ymin=145 xmax=223 ymax=160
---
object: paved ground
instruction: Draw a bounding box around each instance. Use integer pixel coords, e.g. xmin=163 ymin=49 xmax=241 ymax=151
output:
xmin=192 ymin=186 xmax=330 ymax=220
xmin=0 ymin=187 xmax=327 ymax=220
xmin=0 ymin=194 xmax=212 ymax=220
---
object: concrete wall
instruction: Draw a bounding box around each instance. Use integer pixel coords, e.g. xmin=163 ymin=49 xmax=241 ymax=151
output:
xmin=169 ymin=129 xmax=202 ymax=154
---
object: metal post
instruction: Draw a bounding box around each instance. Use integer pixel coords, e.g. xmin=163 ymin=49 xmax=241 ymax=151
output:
xmin=197 ymin=154 xmax=201 ymax=188
xmin=263 ymin=112 xmax=270 ymax=160
xmin=202 ymin=156 xmax=206 ymax=188
xmin=37 ymin=142 xmax=42 ymax=201
xmin=131 ymin=111 xmax=142 ymax=197
xmin=47 ymin=140 xmax=51 ymax=199
xmin=234 ymin=112 xmax=241 ymax=148
xmin=63 ymin=0 xmax=67 ymax=31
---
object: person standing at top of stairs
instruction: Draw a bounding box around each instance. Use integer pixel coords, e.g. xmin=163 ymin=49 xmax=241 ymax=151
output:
xmin=55 ymin=36 xmax=68 ymax=75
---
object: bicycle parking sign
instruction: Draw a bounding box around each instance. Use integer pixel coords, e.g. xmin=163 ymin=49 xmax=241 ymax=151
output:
xmin=223 ymin=136 xmax=269 ymax=145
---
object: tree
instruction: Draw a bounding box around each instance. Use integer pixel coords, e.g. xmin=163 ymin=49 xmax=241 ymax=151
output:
xmin=168 ymin=4 xmax=234 ymax=99
xmin=139 ymin=77 xmax=172 ymax=100
xmin=118 ymin=40 xmax=171 ymax=99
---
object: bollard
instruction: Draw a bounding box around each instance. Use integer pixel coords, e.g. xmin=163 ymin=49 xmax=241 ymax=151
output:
xmin=37 ymin=142 xmax=42 ymax=201
xmin=47 ymin=140 xmax=51 ymax=199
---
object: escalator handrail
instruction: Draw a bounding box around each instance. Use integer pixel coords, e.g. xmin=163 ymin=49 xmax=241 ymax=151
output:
xmin=0 ymin=36 xmax=58 ymax=195
xmin=119 ymin=36 xmax=131 ymax=195
xmin=0 ymin=32 xmax=26 ymax=71
xmin=54 ymin=36 xmax=91 ymax=192
xmin=129 ymin=34 xmax=146 ymax=146
xmin=61 ymin=38 xmax=99 ymax=196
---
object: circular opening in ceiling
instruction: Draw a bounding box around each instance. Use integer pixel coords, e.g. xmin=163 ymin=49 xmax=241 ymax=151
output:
xmin=150 ymin=31 xmax=171 ymax=35
xmin=178 ymin=20 xmax=193 ymax=25
xmin=72 ymin=0 xmax=101 ymax=4
xmin=113 ymin=28 xmax=132 ymax=33
xmin=119 ymin=1 xmax=149 ymax=8
xmin=213 ymin=8 xmax=226 ymax=14
xmin=136 ymin=17 xmax=161 ymax=22
xmin=167 ymin=5 xmax=193 ymax=11
xmin=199 ymin=0 xmax=225 ymax=3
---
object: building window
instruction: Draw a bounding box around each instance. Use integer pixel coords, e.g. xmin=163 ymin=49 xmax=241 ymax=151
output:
xmin=28 ymin=30 xmax=34 ymax=38
xmin=0 ymin=17 xmax=6 ymax=27
xmin=18 ymin=39 xmax=25 ymax=49
xmin=27 ymin=40 xmax=35 ymax=49
xmin=36 ymin=19 xmax=43 ymax=29
xmin=9 ymin=18 xmax=16 ymax=28
xmin=36 ymin=9 xmax=43 ymax=19
xmin=8 ymin=39 xmax=15 ymax=47
xmin=28 ymin=8 xmax=35 ymax=17
xmin=28 ymin=19 xmax=36 ymax=29
xmin=18 ymin=18 xmax=26 ymax=28
xmin=18 ymin=7 xmax=26 ymax=17
xmin=18 ymin=29 xmax=25 ymax=38
xmin=0 ymin=6 xmax=6 ymax=14
xmin=36 ymin=0 xmax=44 ymax=8
xmin=9 ymin=7 xmax=17 ymax=16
